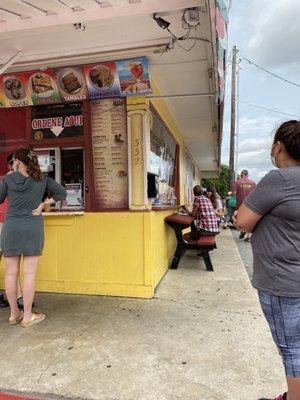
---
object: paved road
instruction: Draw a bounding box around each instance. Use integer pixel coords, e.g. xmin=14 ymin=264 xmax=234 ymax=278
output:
xmin=227 ymin=226 xmax=253 ymax=279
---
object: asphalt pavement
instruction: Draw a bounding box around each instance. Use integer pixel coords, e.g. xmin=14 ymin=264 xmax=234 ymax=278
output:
xmin=226 ymin=226 xmax=253 ymax=279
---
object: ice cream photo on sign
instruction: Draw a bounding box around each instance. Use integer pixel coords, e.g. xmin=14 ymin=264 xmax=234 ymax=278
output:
xmin=116 ymin=57 xmax=152 ymax=96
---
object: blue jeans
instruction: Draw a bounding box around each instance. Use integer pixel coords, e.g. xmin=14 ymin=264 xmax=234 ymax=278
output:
xmin=259 ymin=291 xmax=300 ymax=377
xmin=225 ymin=206 xmax=235 ymax=223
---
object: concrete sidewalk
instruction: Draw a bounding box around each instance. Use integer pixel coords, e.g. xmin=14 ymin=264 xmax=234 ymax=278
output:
xmin=0 ymin=230 xmax=285 ymax=400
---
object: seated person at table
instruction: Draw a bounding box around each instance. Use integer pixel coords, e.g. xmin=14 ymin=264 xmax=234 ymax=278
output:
xmin=184 ymin=185 xmax=219 ymax=241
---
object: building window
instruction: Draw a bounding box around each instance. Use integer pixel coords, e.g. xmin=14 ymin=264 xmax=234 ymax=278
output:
xmin=149 ymin=107 xmax=178 ymax=205
xmin=30 ymin=101 xmax=91 ymax=211
xmin=34 ymin=147 xmax=85 ymax=210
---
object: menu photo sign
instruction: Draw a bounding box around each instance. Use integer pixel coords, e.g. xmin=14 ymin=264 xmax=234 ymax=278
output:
xmin=84 ymin=61 xmax=120 ymax=99
xmin=116 ymin=58 xmax=151 ymax=96
xmin=55 ymin=66 xmax=88 ymax=102
xmin=0 ymin=72 xmax=33 ymax=107
xmin=24 ymin=69 xmax=61 ymax=105
xmin=0 ymin=57 xmax=152 ymax=108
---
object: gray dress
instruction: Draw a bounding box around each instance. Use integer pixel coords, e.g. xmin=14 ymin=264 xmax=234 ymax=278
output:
xmin=0 ymin=172 xmax=67 ymax=257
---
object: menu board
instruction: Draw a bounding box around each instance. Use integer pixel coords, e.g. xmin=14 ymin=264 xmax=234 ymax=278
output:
xmin=90 ymin=98 xmax=128 ymax=209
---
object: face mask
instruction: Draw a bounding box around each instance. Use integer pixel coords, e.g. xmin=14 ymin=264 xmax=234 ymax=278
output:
xmin=270 ymin=143 xmax=279 ymax=168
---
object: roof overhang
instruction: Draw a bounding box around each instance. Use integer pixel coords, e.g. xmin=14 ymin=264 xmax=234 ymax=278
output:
xmin=0 ymin=0 xmax=223 ymax=173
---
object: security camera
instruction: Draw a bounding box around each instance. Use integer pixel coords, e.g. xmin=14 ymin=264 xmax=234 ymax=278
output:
xmin=73 ymin=22 xmax=87 ymax=31
xmin=153 ymin=13 xmax=170 ymax=30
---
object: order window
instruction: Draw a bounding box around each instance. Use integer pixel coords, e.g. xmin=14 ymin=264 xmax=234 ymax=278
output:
xmin=35 ymin=147 xmax=85 ymax=210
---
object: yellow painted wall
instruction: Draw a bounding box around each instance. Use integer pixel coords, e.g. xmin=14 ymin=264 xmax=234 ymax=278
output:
xmin=0 ymin=213 xmax=153 ymax=298
xmin=150 ymin=210 xmax=177 ymax=288
xmin=0 ymin=210 xmax=177 ymax=298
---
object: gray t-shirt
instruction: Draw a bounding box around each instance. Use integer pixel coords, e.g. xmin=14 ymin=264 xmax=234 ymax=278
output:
xmin=245 ymin=166 xmax=300 ymax=297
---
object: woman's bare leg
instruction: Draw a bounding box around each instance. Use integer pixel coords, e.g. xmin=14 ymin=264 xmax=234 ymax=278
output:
xmin=22 ymin=255 xmax=39 ymax=321
xmin=4 ymin=256 xmax=21 ymax=319
xmin=287 ymin=377 xmax=300 ymax=400
xmin=17 ymin=275 xmax=22 ymax=299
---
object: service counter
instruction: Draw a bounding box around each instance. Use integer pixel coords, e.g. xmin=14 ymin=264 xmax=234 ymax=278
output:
xmin=31 ymin=208 xmax=178 ymax=298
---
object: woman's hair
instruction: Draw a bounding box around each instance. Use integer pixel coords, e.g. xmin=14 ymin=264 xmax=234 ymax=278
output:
xmin=193 ymin=185 xmax=203 ymax=196
xmin=7 ymin=153 xmax=14 ymax=166
xmin=13 ymin=148 xmax=43 ymax=181
xmin=206 ymin=186 xmax=218 ymax=209
xmin=274 ymin=120 xmax=300 ymax=160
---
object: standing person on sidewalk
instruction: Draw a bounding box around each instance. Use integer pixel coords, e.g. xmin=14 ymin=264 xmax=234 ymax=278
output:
xmin=223 ymin=191 xmax=236 ymax=229
xmin=233 ymin=169 xmax=256 ymax=241
xmin=0 ymin=154 xmax=15 ymax=308
xmin=0 ymin=154 xmax=25 ymax=309
xmin=235 ymin=120 xmax=300 ymax=400
xmin=0 ymin=148 xmax=66 ymax=327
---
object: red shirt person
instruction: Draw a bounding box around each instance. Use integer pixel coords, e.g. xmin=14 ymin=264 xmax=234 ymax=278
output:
xmin=233 ymin=170 xmax=256 ymax=209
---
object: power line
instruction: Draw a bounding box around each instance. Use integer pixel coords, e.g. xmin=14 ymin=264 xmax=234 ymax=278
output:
xmin=241 ymin=55 xmax=300 ymax=88
xmin=239 ymin=100 xmax=300 ymax=118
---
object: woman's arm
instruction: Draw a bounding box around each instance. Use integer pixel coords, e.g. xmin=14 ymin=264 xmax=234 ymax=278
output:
xmin=234 ymin=170 xmax=285 ymax=233
xmin=214 ymin=198 xmax=223 ymax=217
xmin=234 ymin=204 xmax=262 ymax=233
xmin=32 ymin=178 xmax=67 ymax=216
xmin=215 ymin=209 xmax=224 ymax=218
xmin=45 ymin=177 xmax=67 ymax=202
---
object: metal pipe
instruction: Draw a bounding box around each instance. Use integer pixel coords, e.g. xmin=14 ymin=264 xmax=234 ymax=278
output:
xmin=0 ymin=51 xmax=22 ymax=75
xmin=147 ymin=93 xmax=215 ymax=99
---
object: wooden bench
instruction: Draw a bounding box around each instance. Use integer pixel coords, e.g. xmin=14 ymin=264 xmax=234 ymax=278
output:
xmin=165 ymin=214 xmax=217 ymax=271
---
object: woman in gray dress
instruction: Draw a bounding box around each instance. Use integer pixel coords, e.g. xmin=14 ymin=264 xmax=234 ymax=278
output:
xmin=0 ymin=148 xmax=66 ymax=327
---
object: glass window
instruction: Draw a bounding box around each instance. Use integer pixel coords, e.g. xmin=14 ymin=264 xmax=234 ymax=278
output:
xmin=185 ymin=151 xmax=201 ymax=204
xmin=150 ymin=110 xmax=177 ymax=205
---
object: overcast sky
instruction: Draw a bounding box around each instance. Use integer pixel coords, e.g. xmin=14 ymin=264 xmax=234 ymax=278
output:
xmin=222 ymin=0 xmax=300 ymax=182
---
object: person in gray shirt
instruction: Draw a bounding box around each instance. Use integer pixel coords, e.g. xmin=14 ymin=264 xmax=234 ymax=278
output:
xmin=0 ymin=148 xmax=66 ymax=328
xmin=235 ymin=120 xmax=300 ymax=400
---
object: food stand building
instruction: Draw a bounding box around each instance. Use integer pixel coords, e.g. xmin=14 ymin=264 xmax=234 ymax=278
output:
xmin=0 ymin=0 xmax=228 ymax=298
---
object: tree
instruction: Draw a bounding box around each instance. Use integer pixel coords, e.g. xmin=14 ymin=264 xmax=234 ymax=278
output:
xmin=201 ymin=164 xmax=230 ymax=198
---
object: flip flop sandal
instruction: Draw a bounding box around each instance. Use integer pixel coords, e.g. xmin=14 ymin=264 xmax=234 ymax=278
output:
xmin=21 ymin=313 xmax=46 ymax=328
xmin=9 ymin=312 xmax=24 ymax=326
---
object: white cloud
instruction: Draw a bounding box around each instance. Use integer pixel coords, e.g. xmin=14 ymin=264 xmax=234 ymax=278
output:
xmin=221 ymin=0 xmax=299 ymax=182
xmin=247 ymin=0 xmax=300 ymax=68
xmin=238 ymin=137 xmax=272 ymax=153
xmin=222 ymin=115 xmax=281 ymax=182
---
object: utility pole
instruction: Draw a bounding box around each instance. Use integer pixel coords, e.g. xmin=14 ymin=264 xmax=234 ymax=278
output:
xmin=235 ymin=65 xmax=240 ymax=176
xmin=229 ymin=45 xmax=237 ymax=189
